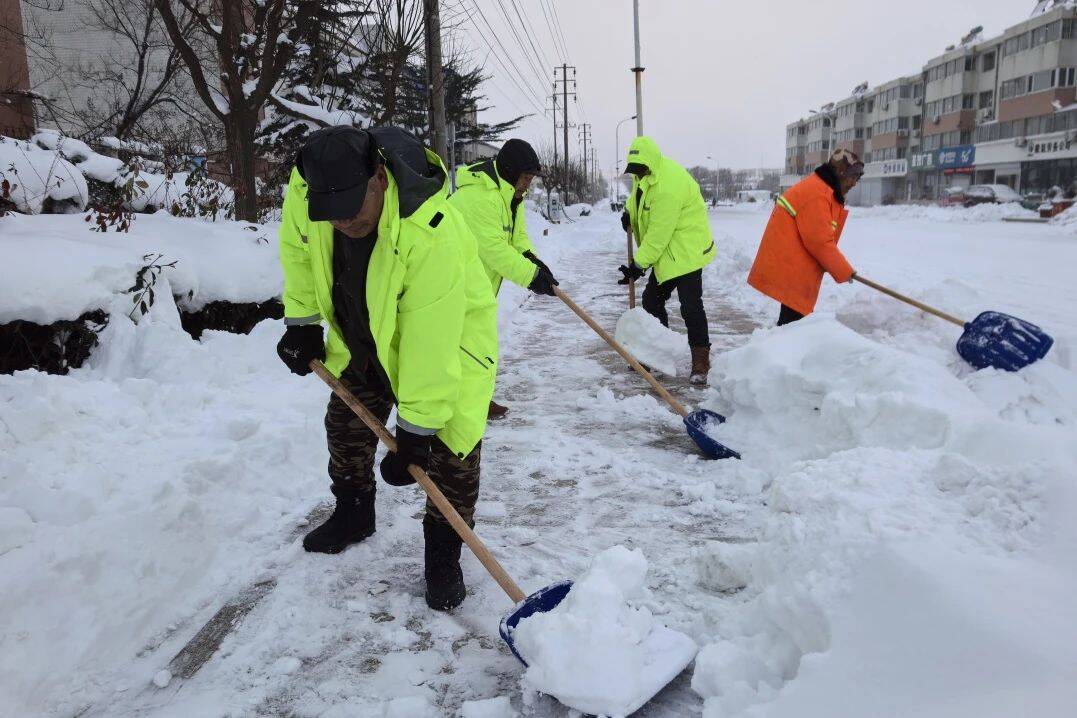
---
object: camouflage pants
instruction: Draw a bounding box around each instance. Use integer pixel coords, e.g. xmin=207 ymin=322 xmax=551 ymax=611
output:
xmin=325 ymin=364 xmax=481 ymax=526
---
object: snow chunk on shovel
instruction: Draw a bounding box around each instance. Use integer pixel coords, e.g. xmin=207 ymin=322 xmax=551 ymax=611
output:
xmin=502 ymin=546 xmax=697 ymax=717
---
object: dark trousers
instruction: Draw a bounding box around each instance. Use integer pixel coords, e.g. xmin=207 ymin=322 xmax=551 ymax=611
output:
xmin=325 ymin=364 xmax=482 ymax=526
xmin=777 ymin=304 xmax=804 ymax=326
xmin=641 ymin=269 xmax=710 ymax=348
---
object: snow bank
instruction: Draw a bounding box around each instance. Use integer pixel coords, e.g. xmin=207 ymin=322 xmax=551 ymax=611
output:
xmin=614 ymin=307 xmax=685 ymax=376
xmin=513 ymin=546 xmax=697 ymax=717
xmin=689 ymin=317 xmax=1077 ymax=716
xmin=0 ymin=213 xmax=282 ymax=324
xmin=0 ymin=294 xmax=328 ymax=714
xmin=850 ymin=202 xmax=1036 ymax=223
xmin=0 ymin=135 xmax=88 ymax=213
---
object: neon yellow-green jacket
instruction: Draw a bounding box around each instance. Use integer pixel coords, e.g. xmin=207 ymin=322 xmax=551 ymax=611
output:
xmin=279 ymin=136 xmax=497 ymax=457
xmin=448 ymin=159 xmax=537 ymax=295
xmin=626 ymin=136 xmax=716 ymax=284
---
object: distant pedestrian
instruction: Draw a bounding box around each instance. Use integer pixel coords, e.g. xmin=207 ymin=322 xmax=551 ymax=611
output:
xmin=748 ymin=148 xmax=864 ymax=325
xmin=618 ymin=136 xmax=717 ymax=385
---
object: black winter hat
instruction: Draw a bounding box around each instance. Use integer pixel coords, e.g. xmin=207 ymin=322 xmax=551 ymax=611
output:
xmin=495 ymin=139 xmax=542 ymax=185
xmin=298 ymin=126 xmax=378 ymax=221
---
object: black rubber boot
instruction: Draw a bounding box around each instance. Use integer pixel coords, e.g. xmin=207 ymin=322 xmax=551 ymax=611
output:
xmin=424 ymin=518 xmax=466 ymax=611
xmin=303 ymin=491 xmax=375 ymax=554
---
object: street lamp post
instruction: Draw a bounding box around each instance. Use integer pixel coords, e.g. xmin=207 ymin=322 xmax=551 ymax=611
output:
xmin=707 ymin=154 xmax=720 ymax=204
xmin=615 ymin=114 xmax=637 ymax=202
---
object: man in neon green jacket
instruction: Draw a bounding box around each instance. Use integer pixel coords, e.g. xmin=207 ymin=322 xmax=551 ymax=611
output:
xmin=276 ymin=125 xmax=497 ymax=610
xmin=618 ymin=136 xmax=717 ymax=384
xmin=449 ymin=139 xmax=558 ymax=418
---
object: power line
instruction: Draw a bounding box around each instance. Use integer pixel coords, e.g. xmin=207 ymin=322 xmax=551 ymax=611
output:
xmin=538 ymin=0 xmax=570 ymax=62
xmin=460 ymin=0 xmax=547 ymax=113
xmin=507 ymin=0 xmax=553 ymax=71
xmin=546 ymin=0 xmax=573 ymax=65
xmin=484 ymin=0 xmax=551 ymax=94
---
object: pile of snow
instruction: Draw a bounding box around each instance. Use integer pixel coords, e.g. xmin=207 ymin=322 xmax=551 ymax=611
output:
xmin=0 ymin=212 xmax=282 ymax=324
xmin=0 ymin=294 xmax=327 ymax=714
xmin=614 ymin=307 xmax=685 ymax=376
xmin=513 ymin=546 xmax=697 ymax=717
xmin=1049 ymin=202 xmax=1077 ymax=230
xmin=565 ymin=202 xmax=593 ymax=217
xmin=850 ymin=202 xmax=1036 ymax=223
xmin=0 ymin=135 xmax=88 ymax=213
xmin=688 ymin=316 xmax=1077 ymax=717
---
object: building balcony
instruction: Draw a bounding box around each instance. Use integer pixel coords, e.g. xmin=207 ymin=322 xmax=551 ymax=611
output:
xmin=922 ymin=110 xmax=976 ymax=135
xmin=999 ymin=87 xmax=1077 ymax=122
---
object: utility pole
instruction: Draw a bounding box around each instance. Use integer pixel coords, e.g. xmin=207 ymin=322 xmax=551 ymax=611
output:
xmin=448 ymin=121 xmax=457 ymax=190
xmin=554 ymin=64 xmax=576 ymax=202
xmin=632 ymin=0 xmax=644 ymax=136
xmin=547 ymin=93 xmax=559 ymax=217
xmin=423 ymin=0 xmax=448 ymax=164
xmin=578 ymin=123 xmax=591 ymax=194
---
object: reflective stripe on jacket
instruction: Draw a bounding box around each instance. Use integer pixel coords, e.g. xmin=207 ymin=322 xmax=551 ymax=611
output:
xmin=747 ymin=172 xmax=853 ymax=316
xmin=449 ymin=160 xmax=537 ymax=295
xmin=278 ymin=144 xmax=498 ymax=457
xmin=626 ymin=136 xmax=716 ymax=284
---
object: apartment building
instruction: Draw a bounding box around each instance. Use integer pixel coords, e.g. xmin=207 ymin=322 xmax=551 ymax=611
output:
xmin=782 ymin=119 xmax=808 ymax=188
xmin=783 ymin=1 xmax=1077 ymax=204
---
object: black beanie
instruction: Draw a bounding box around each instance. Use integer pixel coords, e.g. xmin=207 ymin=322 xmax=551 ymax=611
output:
xmin=495 ymin=139 xmax=541 ymax=185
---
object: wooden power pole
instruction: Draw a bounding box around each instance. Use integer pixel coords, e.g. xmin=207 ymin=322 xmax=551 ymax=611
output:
xmin=424 ymin=0 xmax=448 ymax=165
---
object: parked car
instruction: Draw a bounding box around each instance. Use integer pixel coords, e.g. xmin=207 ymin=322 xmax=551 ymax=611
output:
xmin=963 ymin=184 xmax=1022 ymax=207
xmin=938 ymin=187 xmax=966 ymax=207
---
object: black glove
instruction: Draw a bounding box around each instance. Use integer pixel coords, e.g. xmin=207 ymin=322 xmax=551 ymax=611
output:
xmin=276 ymin=324 xmax=325 ymax=375
xmin=528 ymin=266 xmax=559 ymax=296
xmin=617 ymin=263 xmax=646 ymax=285
xmin=523 ymin=250 xmax=552 ymax=276
xmin=379 ymin=427 xmax=432 ymax=486
xmin=621 ymin=210 xmax=631 ymax=232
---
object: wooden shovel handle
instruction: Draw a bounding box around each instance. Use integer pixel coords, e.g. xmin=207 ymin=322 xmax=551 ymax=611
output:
xmin=554 ymin=288 xmax=690 ymax=418
xmin=853 ymin=274 xmax=966 ymax=327
xmin=627 ymin=228 xmax=637 ymax=309
xmin=310 ymin=361 xmax=527 ymax=604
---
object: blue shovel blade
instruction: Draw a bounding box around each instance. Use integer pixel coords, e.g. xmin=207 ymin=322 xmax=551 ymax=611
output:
xmin=499 ymin=581 xmax=573 ymax=666
xmin=683 ymin=409 xmax=742 ymax=460
xmin=956 ymin=311 xmax=1054 ymax=372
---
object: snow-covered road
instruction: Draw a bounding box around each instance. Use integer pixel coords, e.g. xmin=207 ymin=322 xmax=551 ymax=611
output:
xmin=2 ymin=204 xmax=1075 ymax=717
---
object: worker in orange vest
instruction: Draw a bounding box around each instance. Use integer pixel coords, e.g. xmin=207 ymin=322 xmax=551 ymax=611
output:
xmin=748 ymin=149 xmax=864 ymax=325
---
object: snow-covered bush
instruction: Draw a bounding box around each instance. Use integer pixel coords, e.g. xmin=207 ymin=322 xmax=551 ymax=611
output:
xmin=21 ymin=130 xmax=235 ymax=219
xmin=0 ymin=136 xmax=89 ymax=214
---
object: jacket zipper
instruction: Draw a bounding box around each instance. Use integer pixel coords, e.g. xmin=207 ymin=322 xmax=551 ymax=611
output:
xmin=461 ymin=346 xmax=492 ymax=371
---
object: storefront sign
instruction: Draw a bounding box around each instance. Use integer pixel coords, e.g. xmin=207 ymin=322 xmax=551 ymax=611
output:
xmin=937 ymin=145 xmax=976 ymax=170
xmin=909 ymin=151 xmax=937 ymax=170
xmin=863 ymin=159 xmax=908 ymax=178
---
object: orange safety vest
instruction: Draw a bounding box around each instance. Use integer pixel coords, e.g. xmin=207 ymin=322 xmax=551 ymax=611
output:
xmin=747 ymin=173 xmax=854 ymax=316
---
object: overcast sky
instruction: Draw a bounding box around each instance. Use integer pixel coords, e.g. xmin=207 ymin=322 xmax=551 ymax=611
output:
xmin=452 ymin=0 xmax=1025 ymax=176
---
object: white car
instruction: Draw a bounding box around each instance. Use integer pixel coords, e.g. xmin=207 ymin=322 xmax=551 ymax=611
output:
xmin=963 ymin=184 xmax=1022 ymax=206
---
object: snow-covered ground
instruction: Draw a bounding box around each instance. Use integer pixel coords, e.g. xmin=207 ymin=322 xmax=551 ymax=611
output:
xmin=1 ymin=203 xmax=1075 ymax=717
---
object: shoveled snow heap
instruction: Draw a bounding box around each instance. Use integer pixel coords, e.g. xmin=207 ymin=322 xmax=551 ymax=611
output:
xmin=614 ymin=307 xmax=685 ymax=376
xmin=512 ymin=545 xmax=697 ymax=717
xmin=689 ymin=315 xmax=1077 ymax=717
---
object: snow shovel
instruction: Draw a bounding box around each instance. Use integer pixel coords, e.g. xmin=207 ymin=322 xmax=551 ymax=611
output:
xmin=553 ymin=288 xmax=741 ymax=460
xmin=308 ymin=361 xmax=571 ymax=663
xmin=852 ymin=275 xmax=1054 ymax=372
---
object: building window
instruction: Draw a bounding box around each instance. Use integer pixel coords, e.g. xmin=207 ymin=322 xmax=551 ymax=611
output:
xmin=1032 ymin=69 xmax=1054 ymax=93
xmin=1019 ymin=31 xmax=1031 ymax=51
xmin=1066 ymin=19 xmax=1075 ymax=39
xmin=979 ymin=90 xmax=994 ymax=109
xmin=1047 ymin=20 xmax=1063 ymax=43
xmin=962 ymin=94 xmax=974 ymax=110
xmin=913 ymin=115 xmax=922 ymax=130
xmin=981 ymin=51 xmax=996 ymax=72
